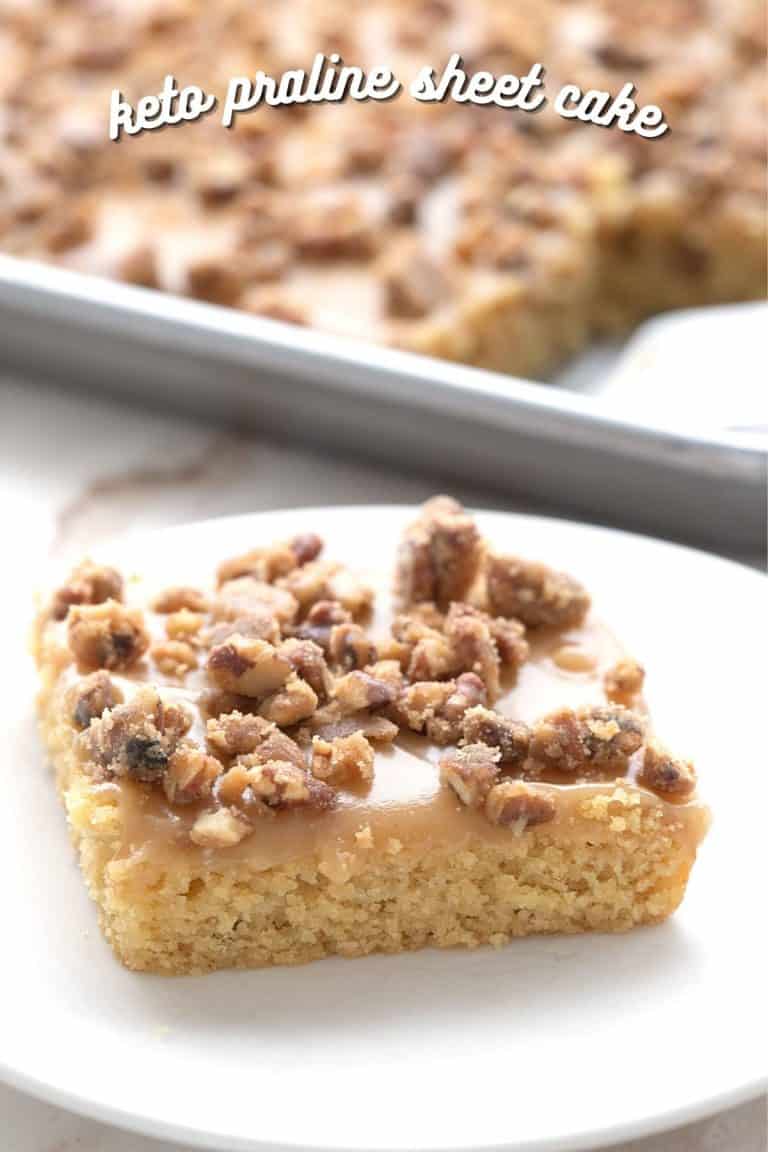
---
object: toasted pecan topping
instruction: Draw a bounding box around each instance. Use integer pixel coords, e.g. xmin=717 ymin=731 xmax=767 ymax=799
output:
xmin=334 ymin=670 xmax=397 ymax=714
xmin=290 ymin=598 xmax=351 ymax=651
xmin=279 ymin=637 xmax=333 ymax=700
xmin=151 ymin=640 xmax=198 ymax=677
xmin=294 ymin=196 xmax=376 ymax=261
xmin=166 ymin=609 xmax=205 ymax=643
xmin=207 ymin=635 xmax=292 ymax=698
xmin=426 ymin=672 xmax=488 ymax=744
xmin=68 ymin=671 xmax=124 ymax=729
xmin=636 ymin=741 xmax=697 ymax=800
xmin=329 ymin=622 xmax=377 ymax=671
xmin=396 ymin=496 xmax=482 ymax=611
xmin=440 ymin=743 xmax=501 ymax=807
xmin=224 ymin=756 xmax=334 ymax=810
xmin=205 ymin=613 xmax=281 ymax=648
xmin=190 ymin=808 xmax=252 ymax=848
xmin=604 ymin=659 xmax=646 ymax=705
xmin=307 ymin=704 xmax=400 ymax=745
xmin=484 ymin=553 xmax=590 ymax=629
xmin=152 ymin=586 xmax=208 ymax=614
xmin=163 ymin=746 xmax=222 ymax=805
xmin=289 ymin=533 xmax=324 ymax=565
xmin=52 ymin=562 xmax=123 ymax=621
xmin=528 ymin=706 xmax=645 ymax=776
xmin=206 ymin=711 xmax=275 ymax=758
xmin=487 ymin=615 xmax=529 ymax=669
xmin=217 ymin=543 xmax=298 ymax=586
xmin=406 ymin=626 xmax=456 ymax=681
xmin=381 ymin=237 xmax=446 ymax=319
xmin=461 ymin=706 xmax=530 ymax=767
xmin=444 ymin=602 xmax=501 ymax=701
xmin=485 ymin=781 xmax=556 ymax=827
xmin=258 ymin=673 xmax=318 ymax=726
xmin=68 ymin=600 xmax=149 ymax=671
xmin=311 ymin=731 xmax=375 ymax=785
xmin=185 ymin=255 xmax=244 ymax=307
xmin=79 ymin=687 xmax=192 ymax=783
xmin=393 ymin=679 xmax=455 ymax=733
xmin=213 ymin=577 xmax=298 ymax=626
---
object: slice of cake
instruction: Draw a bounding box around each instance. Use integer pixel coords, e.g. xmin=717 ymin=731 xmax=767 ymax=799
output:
xmin=34 ymin=498 xmax=709 ymax=973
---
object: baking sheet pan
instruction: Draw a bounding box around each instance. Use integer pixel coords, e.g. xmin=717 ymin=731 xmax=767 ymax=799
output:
xmin=0 ymin=254 xmax=764 ymax=554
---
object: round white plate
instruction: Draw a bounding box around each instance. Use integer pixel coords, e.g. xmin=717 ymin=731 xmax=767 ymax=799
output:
xmin=2 ymin=507 xmax=766 ymax=1152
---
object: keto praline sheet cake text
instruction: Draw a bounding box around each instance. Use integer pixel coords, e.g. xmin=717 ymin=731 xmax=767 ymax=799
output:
xmin=35 ymin=499 xmax=709 ymax=973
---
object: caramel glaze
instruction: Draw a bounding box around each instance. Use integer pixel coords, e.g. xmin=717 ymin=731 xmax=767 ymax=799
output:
xmin=49 ymin=586 xmax=710 ymax=876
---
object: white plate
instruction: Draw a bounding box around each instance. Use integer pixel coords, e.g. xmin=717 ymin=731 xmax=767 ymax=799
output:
xmin=2 ymin=506 xmax=766 ymax=1152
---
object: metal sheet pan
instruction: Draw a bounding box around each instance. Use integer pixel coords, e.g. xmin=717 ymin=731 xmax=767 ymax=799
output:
xmin=0 ymin=254 xmax=764 ymax=554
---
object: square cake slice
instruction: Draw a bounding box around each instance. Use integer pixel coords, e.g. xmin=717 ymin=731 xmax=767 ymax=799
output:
xmin=35 ymin=499 xmax=709 ymax=973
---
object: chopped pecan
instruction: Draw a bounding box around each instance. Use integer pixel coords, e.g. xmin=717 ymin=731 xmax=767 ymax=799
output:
xmin=444 ymin=602 xmax=501 ymax=701
xmin=461 ymin=706 xmax=530 ymax=768
xmin=207 ymin=635 xmax=292 ymax=698
xmin=213 ymin=576 xmax=298 ymax=626
xmin=333 ymin=670 xmax=397 ymax=714
xmin=311 ymin=732 xmax=375 ymax=785
xmin=604 ymin=659 xmax=646 ymax=705
xmin=166 ymin=609 xmax=205 ymax=643
xmin=488 ymin=615 xmax=529 ymax=669
xmin=163 ymin=745 xmax=222 ymax=804
xmin=440 ymin=743 xmax=501 ymax=807
xmin=426 ymin=672 xmax=487 ymax=745
xmin=206 ymin=711 xmax=275 ymax=758
xmin=52 ymin=561 xmax=123 ymax=620
xmin=258 ymin=673 xmax=318 ymax=725
xmin=290 ymin=599 xmax=351 ymax=651
xmin=407 ymin=628 xmax=457 ymax=681
xmin=185 ymin=255 xmax=244 ymax=307
xmin=307 ymin=704 xmax=399 ymax=745
xmin=116 ymin=243 xmax=159 ymax=288
xmin=79 ymin=686 xmax=192 ymax=783
xmin=205 ymin=613 xmax=281 ymax=648
xmin=279 ymin=637 xmax=333 ymax=700
xmin=294 ymin=196 xmax=376 ymax=261
xmin=68 ymin=671 xmax=124 ymax=729
xmin=485 ymin=781 xmax=556 ymax=827
xmin=528 ymin=706 xmax=645 ymax=776
xmin=151 ymin=640 xmax=198 ymax=677
xmin=226 ymin=756 xmax=334 ymax=809
xmin=68 ymin=600 xmax=149 ymax=671
xmin=190 ymin=808 xmax=252 ymax=848
xmin=636 ymin=741 xmax=697 ymax=800
xmin=328 ymin=623 xmax=377 ymax=671
xmin=217 ymin=543 xmax=298 ymax=586
xmin=289 ymin=533 xmax=323 ymax=565
xmin=381 ymin=238 xmax=446 ymax=319
xmin=396 ymin=496 xmax=482 ymax=611
xmin=484 ymin=553 xmax=590 ymax=629
xmin=152 ymin=586 xmax=208 ymax=614
xmin=394 ymin=680 xmax=455 ymax=733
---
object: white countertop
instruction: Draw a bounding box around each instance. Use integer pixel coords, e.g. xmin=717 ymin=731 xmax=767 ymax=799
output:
xmin=1 ymin=372 xmax=764 ymax=1152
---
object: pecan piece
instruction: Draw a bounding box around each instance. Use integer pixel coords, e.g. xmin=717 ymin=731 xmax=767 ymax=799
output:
xmin=68 ymin=671 xmax=124 ymax=729
xmin=528 ymin=706 xmax=645 ymax=776
xmin=484 ymin=553 xmax=590 ymax=629
xmin=396 ymin=496 xmax=482 ymax=611
xmin=217 ymin=543 xmax=298 ymax=586
xmin=166 ymin=609 xmax=205 ymax=643
xmin=151 ymin=640 xmax=198 ymax=677
xmin=68 ymin=600 xmax=149 ymax=671
xmin=440 ymin=743 xmax=501 ymax=807
xmin=461 ymin=706 xmax=530 ymax=768
xmin=328 ymin=623 xmax=377 ymax=671
xmin=206 ymin=711 xmax=274 ymax=758
xmin=279 ymin=637 xmax=333 ymax=700
xmin=152 ymin=586 xmax=208 ymax=614
xmin=294 ymin=196 xmax=376 ymax=261
xmin=290 ymin=599 xmax=351 ymax=652
xmin=185 ymin=255 xmax=244 ymax=307
xmin=333 ymin=671 xmax=397 ymax=714
xmin=258 ymin=673 xmax=318 ymax=725
xmin=79 ymin=687 xmax=192 ymax=782
xmin=163 ymin=746 xmax=222 ymax=805
xmin=426 ymin=672 xmax=488 ymax=745
xmin=190 ymin=808 xmax=252 ymax=848
xmin=445 ymin=602 xmax=501 ymax=701
xmin=311 ymin=732 xmax=375 ymax=785
xmin=52 ymin=561 xmax=123 ymax=620
xmin=307 ymin=704 xmax=399 ymax=745
xmin=636 ymin=742 xmax=697 ymax=800
xmin=228 ymin=756 xmax=334 ymax=809
xmin=381 ymin=238 xmax=446 ymax=320
xmin=394 ymin=680 xmax=455 ymax=733
xmin=485 ymin=782 xmax=556 ymax=827
xmin=213 ymin=577 xmax=297 ymax=627
xmin=604 ymin=659 xmax=645 ymax=705
xmin=205 ymin=613 xmax=281 ymax=648
xmin=207 ymin=635 xmax=292 ymax=698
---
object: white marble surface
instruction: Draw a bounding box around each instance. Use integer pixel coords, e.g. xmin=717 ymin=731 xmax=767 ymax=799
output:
xmin=1 ymin=373 xmax=764 ymax=1152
